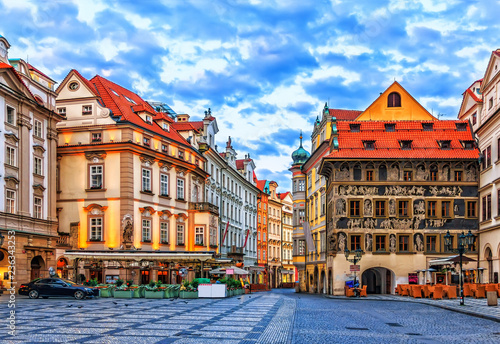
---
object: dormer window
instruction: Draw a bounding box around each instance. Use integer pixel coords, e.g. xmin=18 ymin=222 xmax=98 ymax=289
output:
xmin=400 ymin=140 xmax=412 ymax=150
xmin=363 ymin=140 xmax=375 ymax=150
xmin=455 ymin=123 xmax=467 ymax=131
xmin=143 ymin=137 xmax=151 ymax=147
xmin=349 ymin=124 xmax=360 ymax=132
xmin=462 ymin=141 xmax=474 ymax=150
xmin=145 ymin=115 xmax=152 ymax=124
xmin=124 ymin=96 xmax=137 ymax=105
xmin=161 ymin=144 xmax=168 ymax=153
xmin=439 ymin=140 xmax=451 ymax=150
xmin=163 ymin=123 xmax=170 ymax=132
xmin=387 ymin=92 xmax=401 ymax=107
xmin=385 ymin=123 xmax=396 ymax=132
xmin=422 ymin=123 xmax=434 ymax=131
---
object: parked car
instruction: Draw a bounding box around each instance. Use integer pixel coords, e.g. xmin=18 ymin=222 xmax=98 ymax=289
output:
xmin=19 ymin=278 xmax=96 ymax=300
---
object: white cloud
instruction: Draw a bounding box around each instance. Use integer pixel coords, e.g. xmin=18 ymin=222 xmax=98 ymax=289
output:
xmin=95 ymin=38 xmax=133 ymax=62
xmin=72 ymin=0 xmax=107 ymax=25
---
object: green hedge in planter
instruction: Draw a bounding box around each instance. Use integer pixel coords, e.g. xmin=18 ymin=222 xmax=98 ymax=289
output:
xmin=100 ymin=288 xmax=112 ymax=298
xmin=114 ymin=290 xmax=134 ymax=298
xmin=132 ymin=287 xmax=145 ymax=298
xmin=145 ymin=290 xmax=164 ymax=299
xmin=180 ymin=290 xmax=198 ymax=299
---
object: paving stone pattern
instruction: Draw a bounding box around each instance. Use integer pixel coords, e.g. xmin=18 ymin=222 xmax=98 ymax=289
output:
xmin=0 ymin=290 xmax=499 ymax=343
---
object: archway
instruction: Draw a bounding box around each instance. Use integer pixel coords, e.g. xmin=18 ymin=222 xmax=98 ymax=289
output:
xmin=328 ymin=269 xmax=333 ymax=295
xmin=320 ymin=270 xmax=326 ymax=294
xmin=31 ymin=256 xmax=45 ymax=280
xmin=361 ymin=267 xmax=395 ymax=294
xmin=313 ymin=266 xmax=319 ymax=293
xmin=57 ymin=257 xmax=69 ymax=279
xmin=0 ymin=249 xmax=9 ymax=288
xmin=485 ymin=247 xmax=493 ymax=283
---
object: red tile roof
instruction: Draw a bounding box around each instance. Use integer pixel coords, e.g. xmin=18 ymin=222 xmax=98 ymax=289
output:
xmin=325 ymin=120 xmax=479 ymax=160
xmin=256 ymin=180 xmax=267 ymax=191
xmin=0 ymin=62 xmax=37 ymax=100
xmin=465 ymin=88 xmax=483 ymax=103
xmin=170 ymin=122 xmax=201 ymax=133
xmin=27 ymin=63 xmax=55 ymax=82
xmin=278 ymin=191 xmax=290 ymax=200
xmin=235 ymin=158 xmax=252 ymax=170
xmin=329 ymin=109 xmax=362 ymax=121
xmin=90 ymin=75 xmax=189 ymax=145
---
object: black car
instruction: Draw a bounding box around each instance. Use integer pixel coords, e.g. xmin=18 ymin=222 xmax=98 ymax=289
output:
xmin=19 ymin=278 xmax=96 ymax=300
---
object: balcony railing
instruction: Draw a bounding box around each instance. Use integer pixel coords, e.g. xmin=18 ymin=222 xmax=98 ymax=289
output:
xmin=189 ymin=202 xmax=219 ymax=215
xmin=56 ymin=235 xmax=70 ymax=247
xmin=228 ymin=245 xmax=244 ymax=255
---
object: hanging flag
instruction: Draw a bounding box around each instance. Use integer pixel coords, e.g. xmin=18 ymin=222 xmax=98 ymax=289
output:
xmin=221 ymin=220 xmax=230 ymax=245
xmin=243 ymin=228 xmax=251 ymax=248
xmin=302 ymin=221 xmax=316 ymax=252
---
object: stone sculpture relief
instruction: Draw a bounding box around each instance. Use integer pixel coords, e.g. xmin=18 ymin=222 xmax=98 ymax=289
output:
xmin=389 ymin=199 xmax=396 ymax=216
xmin=415 ymin=165 xmax=429 ymax=181
xmin=414 ymin=233 xmax=424 ymax=252
xmin=384 ymin=185 xmax=425 ymax=196
xmin=336 ymin=167 xmax=350 ymax=180
xmin=364 ymin=199 xmax=372 ymax=217
xmin=336 ymin=198 xmax=346 ymax=216
xmin=389 ymin=234 xmax=396 ymax=253
xmin=339 ymin=185 xmax=378 ymax=196
xmin=365 ymin=233 xmax=373 ymax=251
xmin=429 ymin=186 xmax=462 ymax=197
xmin=388 ymin=165 xmax=399 ymax=181
xmin=337 ymin=232 xmax=346 ymax=253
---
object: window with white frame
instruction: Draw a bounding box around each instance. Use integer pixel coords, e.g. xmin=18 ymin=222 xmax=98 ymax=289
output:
xmin=160 ymin=174 xmax=169 ymax=196
xmin=34 ymin=120 xmax=43 ymax=138
xmin=6 ymin=146 xmax=16 ymax=166
xmin=6 ymin=190 xmax=15 ymax=214
xmin=177 ymin=224 xmax=184 ymax=245
xmin=34 ymin=157 xmax=43 ymax=175
xmin=90 ymin=165 xmax=103 ymax=189
xmin=91 ymin=132 xmax=102 ymax=142
xmin=160 ymin=222 xmax=169 ymax=244
xmin=90 ymin=217 xmax=102 ymax=241
xmin=6 ymin=106 xmax=15 ymax=125
xmin=82 ymin=105 xmax=92 ymax=115
xmin=142 ymin=169 xmax=151 ymax=192
xmin=210 ymin=226 xmax=217 ymax=246
xmin=142 ymin=219 xmax=151 ymax=242
xmin=34 ymin=197 xmax=42 ymax=219
xmin=177 ymin=179 xmax=184 ymax=200
xmin=57 ymin=107 xmax=66 ymax=116
xmin=195 ymin=227 xmax=204 ymax=245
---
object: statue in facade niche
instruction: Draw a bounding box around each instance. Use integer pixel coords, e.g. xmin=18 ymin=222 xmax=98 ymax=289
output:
xmin=123 ymin=220 xmax=134 ymax=249
xmin=388 ymin=166 xmax=399 ymax=181
xmin=365 ymin=233 xmax=372 ymax=251
xmin=414 ymin=234 xmax=424 ymax=252
xmin=389 ymin=234 xmax=396 ymax=253
xmin=415 ymin=165 xmax=428 ymax=181
xmin=389 ymin=199 xmax=396 ymax=216
xmin=465 ymin=166 xmax=477 ymax=181
xmin=338 ymin=232 xmax=346 ymax=253
xmin=336 ymin=198 xmax=346 ymax=216
xmin=364 ymin=199 xmax=372 ymax=217
xmin=337 ymin=167 xmax=349 ymax=180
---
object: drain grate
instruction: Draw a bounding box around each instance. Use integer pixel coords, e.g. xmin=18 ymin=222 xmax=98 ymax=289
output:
xmin=386 ymin=323 xmax=403 ymax=327
xmin=406 ymin=333 xmax=422 ymax=336
xmin=345 ymin=327 xmax=369 ymax=331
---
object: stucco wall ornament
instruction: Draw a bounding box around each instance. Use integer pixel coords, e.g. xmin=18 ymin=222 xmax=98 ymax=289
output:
xmin=336 ymin=167 xmax=349 ymax=180
xmin=335 ymin=198 xmax=346 ymax=216
xmin=365 ymin=233 xmax=372 ymax=251
xmin=384 ymin=185 xmax=425 ymax=196
xmin=389 ymin=234 xmax=396 ymax=253
xmin=414 ymin=234 xmax=424 ymax=252
xmin=364 ymin=199 xmax=372 ymax=216
xmin=337 ymin=232 xmax=346 ymax=253
xmin=339 ymin=185 xmax=378 ymax=196
xmin=429 ymin=186 xmax=463 ymax=197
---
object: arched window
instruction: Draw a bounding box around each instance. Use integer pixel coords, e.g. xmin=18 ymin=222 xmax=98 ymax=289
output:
xmin=387 ymin=92 xmax=401 ymax=107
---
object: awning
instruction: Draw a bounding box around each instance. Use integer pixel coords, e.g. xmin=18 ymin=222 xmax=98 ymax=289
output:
xmin=248 ymin=266 xmax=266 ymax=272
xmin=64 ymin=250 xmax=214 ymax=262
xmin=209 ymin=265 xmax=249 ymax=275
xmin=429 ymin=255 xmax=476 ymax=266
xmin=281 ymin=270 xmax=294 ymax=275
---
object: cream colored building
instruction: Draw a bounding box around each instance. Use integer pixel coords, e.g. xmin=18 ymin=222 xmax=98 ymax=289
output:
xmin=55 ymin=70 xmax=217 ymax=284
xmin=0 ymin=35 xmax=64 ymax=285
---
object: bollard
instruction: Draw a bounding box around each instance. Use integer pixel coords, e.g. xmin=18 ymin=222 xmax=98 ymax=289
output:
xmin=487 ymin=291 xmax=498 ymax=306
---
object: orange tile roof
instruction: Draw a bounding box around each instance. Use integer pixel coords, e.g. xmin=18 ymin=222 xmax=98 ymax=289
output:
xmin=170 ymin=122 xmax=201 ymax=133
xmin=27 ymin=63 xmax=55 ymax=82
xmin=325 ymin=120 xmax=479 ymax=160
xmin=278 ymin=191 xmax=290 ymax=200
xmin=0 ymin=62 xmax=37 ymax=100
xmin=329 ymin=109 xmax=362 ymax=121
xmin=235 ymin=158 xmax=252 ymax=170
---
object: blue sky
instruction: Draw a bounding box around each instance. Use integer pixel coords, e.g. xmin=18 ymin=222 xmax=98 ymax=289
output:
xmin=1 ymin=0 xmax=499 ymax=192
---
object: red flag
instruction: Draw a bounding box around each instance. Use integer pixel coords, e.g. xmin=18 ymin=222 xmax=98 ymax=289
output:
xmin=221 ymin=221 xmax=230 ymax=245
xmin=242 ymin=228 xmax=251 ymax=248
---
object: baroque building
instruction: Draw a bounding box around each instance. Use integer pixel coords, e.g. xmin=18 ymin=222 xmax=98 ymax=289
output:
xmin=458 ymin=49 xmax=500 ymax=284
xmin=318 ymin=82 xmax=480 ymax=295
xmin=55 ymin=70 xmax=217 ymax=284
xmin=0 ymin=35 xmax=64 ymax=284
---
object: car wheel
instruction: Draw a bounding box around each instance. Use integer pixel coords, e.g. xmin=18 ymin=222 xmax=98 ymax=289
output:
xmin=74 ymin=290 xmax=85 ymax=300
xmin=28 ymin=290 xmax=39 ymax=299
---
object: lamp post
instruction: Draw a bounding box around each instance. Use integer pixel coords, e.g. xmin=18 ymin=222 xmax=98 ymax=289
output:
xmin=444 ymin=230 xmax=474 ymax=306
xmin=344 ymin=248 xmax=363 ymax=296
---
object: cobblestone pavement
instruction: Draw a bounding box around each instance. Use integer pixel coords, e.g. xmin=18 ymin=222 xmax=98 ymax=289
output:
xmin=0 ymin=290 xmax=499 ymax=343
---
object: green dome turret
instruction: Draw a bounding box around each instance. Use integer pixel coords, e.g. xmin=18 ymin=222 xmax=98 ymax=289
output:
xmin=291 ymin=131 xmax=310 ymax=165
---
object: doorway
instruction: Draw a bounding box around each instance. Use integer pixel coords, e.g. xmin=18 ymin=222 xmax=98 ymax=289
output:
xmin=362 ymin=267 xmax=395 ymax=294
xmin=30 ymin=256 xmax=45 ymax=280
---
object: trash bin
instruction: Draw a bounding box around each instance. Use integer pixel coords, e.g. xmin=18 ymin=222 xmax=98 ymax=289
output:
xmin=487 ymin=291 xmax=498 ymax=306
xmin=295 ymin=281 xmax=300 ymax=293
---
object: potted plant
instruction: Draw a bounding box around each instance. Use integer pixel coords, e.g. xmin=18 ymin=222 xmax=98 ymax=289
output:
xmin=113 ymin=278 xmax=134 ymax=298
xmin=145 ymin=280 xmax=165 ymax=299
xmin=180 ymin=280 xmax=198 ymax=299
xmin=97 ymin=284 xmax=112 ymax=297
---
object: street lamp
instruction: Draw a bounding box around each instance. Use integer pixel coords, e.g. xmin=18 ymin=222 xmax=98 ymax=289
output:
xmin=344 ymin=248 xmax=363 ymax=296
xmin=444 ymin=230 xmax=474 ymax=306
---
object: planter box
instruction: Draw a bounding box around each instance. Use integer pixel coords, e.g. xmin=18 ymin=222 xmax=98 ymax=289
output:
xmin=180 ymin=291 xmax=198 ymax=299
xmin=100 ymin=288 xmax=112 ymax=298
xmin=114 ymin=290 xmax=134 ymax=298
xmin=132 ymin=288 xmax=144 ymax=298
xmin=145 ymin=290 xmax=164 ymax=299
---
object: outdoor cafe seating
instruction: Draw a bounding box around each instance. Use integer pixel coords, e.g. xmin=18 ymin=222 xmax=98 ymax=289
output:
xmin=345 ymin=285 xmax=367 ymax=297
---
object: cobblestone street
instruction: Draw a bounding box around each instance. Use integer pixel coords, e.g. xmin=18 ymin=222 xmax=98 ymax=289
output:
xmin=1 ymin=289 xmax=499 ymax=343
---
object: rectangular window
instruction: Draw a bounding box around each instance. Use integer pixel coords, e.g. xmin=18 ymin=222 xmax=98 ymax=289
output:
xmin=375 ymin=200 xmax=386 ymax=217
xmin=467 ymin=201 xmax=477 ymax=218
xmin=403 ymin=171 xmax=412 ymax=181
xmin=298 ymin=180 xmax=305 ymax=191
xmin=399 ymin=235 xmax=409 ymax=252
xmin=160 ymin=222 xmax=169 ymax=244
xmin=427 ymin=201 xmax=437 ymax=218
xmin=350 ymin=235 xmax=361 ymax=251
xmin=487 ymin=194 xmax=491 ymax=220
xmin=6 ymin=106 xmax=15 ymax=125
xmin=441 ymin=201 xmax=451 ymax=218
xmin=34 ymin=120 xmax=42 ymax=138
xmin=178 ymin=150 xmax=184 ymax=159
xmin=6 ymin=146 xmax=15 ymax=166
xmin=195 ymin=227 xmax=204 ymax=245
xmin=57 ymin=107 xmax=66 ymax=116
xmin=34 ymin=197 xmax=42 ymax=219
xmin=177 ymin=224 xmax=184 ymax=245
xmin=90 ymin=165 xmax=103 ymax=189
xmin=82 ymin=105 xmax=92 ymax=115
xmin=486 ymin=146 xmax=492 ymax=168
xmin=375 ymin=235 xmax=386 ymax=251
xmin=498 ymin=190 xmax=500 ymax=217
xmin=401 ymin=140 xmax=412 ymax=150
xmin=398 ymin=200 xmax=409 ymax=217
xmin=426 ymin=235 xmax=437 ymax=252
xmin=454 ymin=171 xmax=462 ymax=181
xmin=366 ymin=170 xmax=374 ymax=181
xmin=472 ymin=112 xmax=477 ymax=125
xmin=90 ymin=218 xmax=102 ymax=241
xmin=177 ymin=179 xmax=185 ymax=200
xmin=34 ymin=157 xmax=42 ymax=175
xmin=6 ymin=190 xmax=15 ymax=214
xmin=430 ymin=170 xmax=437 ymax=181
xmin=210 ymin=225 xmax=217 ymax=246
xmin=143 ymin=137 xmax=150 ymax=147
xmin=142 ymin=219 xmax=151 ymax=242
xmin=91 ymin=132 xmax=102 ymax=142
xmin=350 ymin=200 xmax=361 ymax=217
xmin=160 ymin=174 xmax=169 ymax=196
xmin=161 ymin=144 xmax=168 ymax=153
xmin=142 ymin=169 xmax=151 ymax=192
